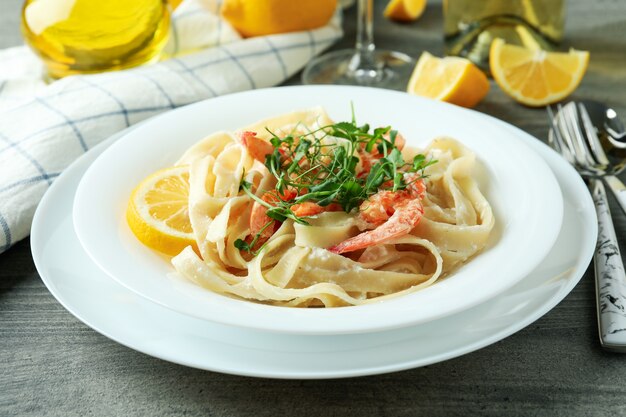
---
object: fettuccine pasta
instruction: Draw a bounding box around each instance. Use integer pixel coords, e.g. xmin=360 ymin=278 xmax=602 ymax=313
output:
xmin=163 ymin=107 xmax=494 ymax=307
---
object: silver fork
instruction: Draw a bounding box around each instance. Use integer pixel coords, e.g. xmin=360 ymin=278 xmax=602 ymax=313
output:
xmin=548 ymin=103 xmax=626 ymax=352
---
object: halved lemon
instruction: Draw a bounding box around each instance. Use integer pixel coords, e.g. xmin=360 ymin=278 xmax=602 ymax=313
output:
xmin=126 ymin=165 xmax=197 ymax=256
xmin=489 ymin=38 xmax=590 ymax=107
xmin=221 ymin=0 xmax=337 ymax=37
xmin=407 ymin=51 xmax=490 ymax=108
xmin=384 ymin=0 xmax=427 ymax=22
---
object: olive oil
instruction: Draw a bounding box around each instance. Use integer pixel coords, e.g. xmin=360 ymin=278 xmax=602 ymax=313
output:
xmin=21 ymin=0 xmax=170 ymax=79
xmin=443 ymin=0 xmax=565 ymax=72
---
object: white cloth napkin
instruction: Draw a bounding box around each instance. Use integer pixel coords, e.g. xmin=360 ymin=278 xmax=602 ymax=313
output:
xmin=0 ymin=0 xmax=342 ymax=254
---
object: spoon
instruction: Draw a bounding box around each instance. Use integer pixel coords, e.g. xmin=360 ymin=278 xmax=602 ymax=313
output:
xmin=582 ymin=100 xmax=626 ymax=147
xmin=580 ymin=100 xmax=626 ymax=215
xmin=606 ymin=108 xmax=626 ymax=143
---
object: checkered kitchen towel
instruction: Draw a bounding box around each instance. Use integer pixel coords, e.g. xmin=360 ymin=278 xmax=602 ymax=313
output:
xmin=0 ymin=0 xmax=342 ymax=254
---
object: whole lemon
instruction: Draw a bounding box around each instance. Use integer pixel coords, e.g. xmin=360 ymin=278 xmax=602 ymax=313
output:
xmin=221 ymin=0 xmax=337 ymax=38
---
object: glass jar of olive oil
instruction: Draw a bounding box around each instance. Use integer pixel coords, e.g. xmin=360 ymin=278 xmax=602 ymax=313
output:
xmin=21 ymin=0 xmax=171 ymax=79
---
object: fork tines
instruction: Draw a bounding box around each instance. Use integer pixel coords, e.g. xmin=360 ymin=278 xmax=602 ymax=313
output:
xmin=547 ymin=102 xmax=605 ymax=176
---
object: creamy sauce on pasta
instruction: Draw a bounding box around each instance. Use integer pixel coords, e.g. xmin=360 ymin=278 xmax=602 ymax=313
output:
xmin=170 ymin=107 xmax=495 ymax=307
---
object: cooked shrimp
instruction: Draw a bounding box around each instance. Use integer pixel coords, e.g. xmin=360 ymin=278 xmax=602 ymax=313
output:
xmin=404 ymin=173 xmax=426 ymax=197
xmin=360 ymin=175 xmax=425 ymax=225
xmin=359 ymin=190 xmax=407 ymax=226
xmin=329 ymin=175 xmax=425 ymax=254
xmin=290 ymin=202 xmax=325 ymax=217
xmin=241 ymin=130 xmax=305 ymax=169
xmin=357 ymin=151 xmax=377 ymax=178
xmin=249 ymin=197 xmax=343 ymax=246
xmin=328 ymin=197 xmax=424 ymax=254
xmin=249 ymin=188 xmax=297 ymax=243
xmin=240 ymin=131 xmax=274 ymax=163
xmin=356 ymin=131 xmax=406 ymax=177
xmin=290 ymin=202 xmax=343 ymax=217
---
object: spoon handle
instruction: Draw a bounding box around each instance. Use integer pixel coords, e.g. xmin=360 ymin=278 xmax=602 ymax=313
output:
xmin=604 ymin=175 xmax=626 ymax=217
xmin=592 ymin=179 xmax=626 ymax=352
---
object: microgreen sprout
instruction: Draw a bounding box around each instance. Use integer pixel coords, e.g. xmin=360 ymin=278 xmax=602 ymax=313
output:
xmin=234 ymin=110 xmax=437 ymax=254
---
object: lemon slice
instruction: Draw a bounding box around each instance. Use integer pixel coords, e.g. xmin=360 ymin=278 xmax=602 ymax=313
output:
xmin=407 ymin=51 xmax=490 ymax=108
xmin=384 ymin=0 xmax=427 ymax=22
xmin=489 ymin=38 xmax=590 ymax=107
xmin=126 ymin=166 xmax=197 ymax=256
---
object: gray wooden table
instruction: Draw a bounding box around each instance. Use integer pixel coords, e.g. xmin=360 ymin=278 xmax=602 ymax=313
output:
xmin=2 ymin=0 xmax=626 ymax=415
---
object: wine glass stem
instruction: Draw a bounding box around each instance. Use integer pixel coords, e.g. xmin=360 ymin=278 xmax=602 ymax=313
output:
xmin=350 ymin=0 xmax=379 ymax=73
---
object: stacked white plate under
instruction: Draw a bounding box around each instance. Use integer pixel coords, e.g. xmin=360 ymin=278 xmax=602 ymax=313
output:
xmin=31 ymin=86 xmax=596 ymax=379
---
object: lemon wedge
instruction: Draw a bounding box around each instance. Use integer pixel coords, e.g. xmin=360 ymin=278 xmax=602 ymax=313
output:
xmin=407 ymin=51 xmax=490 ymax=108
xmin=384 ymin=0 xmax=427 ymax=22
xmin=489 ymin=38 xmax=589 ymax=107
xmin=221 ymin=0 xmax=337 ymax=37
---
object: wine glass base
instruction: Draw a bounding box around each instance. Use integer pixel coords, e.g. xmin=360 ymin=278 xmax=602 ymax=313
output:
xmin=302 ymin=49 xmax=415 ymax=91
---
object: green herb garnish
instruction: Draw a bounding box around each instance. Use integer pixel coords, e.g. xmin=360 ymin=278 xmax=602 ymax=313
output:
xmin=236 ymin=110 xmax=436 ymax=254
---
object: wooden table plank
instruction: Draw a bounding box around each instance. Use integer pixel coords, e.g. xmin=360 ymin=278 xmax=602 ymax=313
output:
xmin=2 ymin=0 xmax=626 ymax=415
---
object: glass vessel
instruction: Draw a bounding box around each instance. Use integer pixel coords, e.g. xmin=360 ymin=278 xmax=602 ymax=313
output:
xmin=302 ymin=0 xmax=414 ymax=90
xmin=444 ymin=0 xmax=565 ymax=72
xmin=21 ymin=0 xmax=171 ymax=79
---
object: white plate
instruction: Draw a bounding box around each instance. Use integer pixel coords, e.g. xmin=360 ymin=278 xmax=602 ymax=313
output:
xmin=72 ymin=86 xmax=564 ymax=335
xmin=32 ymin=121 xmax=594 ymax=379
